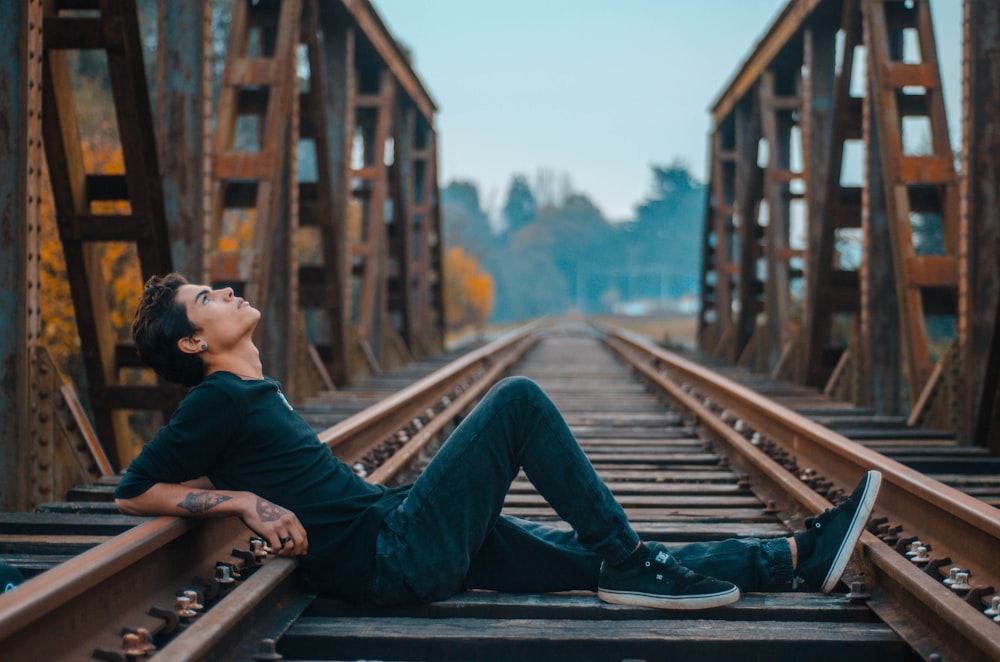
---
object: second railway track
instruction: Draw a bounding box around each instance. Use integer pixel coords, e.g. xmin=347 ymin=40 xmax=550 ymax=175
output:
xmin=1 ymin=320 xmax=998 ymax=660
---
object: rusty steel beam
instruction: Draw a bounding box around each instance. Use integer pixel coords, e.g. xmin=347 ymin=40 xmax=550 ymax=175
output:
xmin=864 ymin=0 xmax=961 ymax=419
xmin=862 ymin=75 xmax=903 ymax=416
xmin=758 ymin=66 xmax=801 ymax=373
xmin=732 ymin=96 xmax=764 ymax=369
xmin=315 ymin=22 xmax=356 ymax=385
xmin=963 ymin=0 xmax=1000 ymax=449
xmin=712 ymin=0 xmax=826 ymax=125
xmin=41 ymin=0 xmax=178 ymax=468
xmin=336 ymin=0 xmax=437 ymax=123
xmin=205 ymin=0 xmax=304 ymax=395
xmin=802 ymin=2 xmax=862 ymax=390
xmin=156 ymin=0 xmax=212 ymax=279
xmin=0 ymin=0 xmax=43 ymax=512
xmin=700 ymin=119 xmax=739 ymax=360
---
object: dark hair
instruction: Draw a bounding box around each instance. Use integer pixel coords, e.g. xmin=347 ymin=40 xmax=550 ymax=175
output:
xmin=131 ymin=273 xmax=207 ymax=386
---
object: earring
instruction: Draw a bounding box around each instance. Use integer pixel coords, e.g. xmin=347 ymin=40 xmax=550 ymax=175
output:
xmin=200 ymin=343 xmax=207 ymax=351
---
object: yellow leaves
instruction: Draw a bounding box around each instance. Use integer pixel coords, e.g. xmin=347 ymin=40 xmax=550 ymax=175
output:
xmin=444 ymin=246 xmax=494 ymax=332
xmin=39 ymin=119 xmax=144 ymax=387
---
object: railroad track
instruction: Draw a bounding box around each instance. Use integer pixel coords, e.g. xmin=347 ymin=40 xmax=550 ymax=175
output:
xmin=1 ymin=320 xmax=998 ymax=660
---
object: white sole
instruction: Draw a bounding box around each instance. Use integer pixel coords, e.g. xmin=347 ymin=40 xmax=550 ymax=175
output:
xmin=597 ymin=585 xmax=741 ymax=610
xmin=820 ymin=470 xmax=882 ymax=593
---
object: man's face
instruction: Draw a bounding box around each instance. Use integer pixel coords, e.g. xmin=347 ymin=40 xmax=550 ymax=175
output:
xmin=176 ymin=283 xmax=260 ymax=351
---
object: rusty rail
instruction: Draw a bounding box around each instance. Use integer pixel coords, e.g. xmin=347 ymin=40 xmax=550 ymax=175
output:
xmin=600 ymin=325 xmax=1000 ymax=662
xmin=319 ymin=320 xmax=544 ymax=482
xmin=0 ymin=321 xmax=545 ymax=660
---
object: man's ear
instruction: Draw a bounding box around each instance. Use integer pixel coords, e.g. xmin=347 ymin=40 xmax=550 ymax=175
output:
xmin=177 ymin=336 xmax=205 ymax=355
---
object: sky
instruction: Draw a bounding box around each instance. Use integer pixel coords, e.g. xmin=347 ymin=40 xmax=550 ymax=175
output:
xmin=371 ymin=0 xmax=964 ymax=222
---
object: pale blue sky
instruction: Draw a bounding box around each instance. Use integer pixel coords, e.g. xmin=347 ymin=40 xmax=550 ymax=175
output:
xmin=372 ymin=0 xmax=963 ymax=221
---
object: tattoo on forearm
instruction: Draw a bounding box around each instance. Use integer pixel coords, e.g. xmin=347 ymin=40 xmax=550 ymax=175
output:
xmin=256 ymin=497 xmax=284 ymax=522
xmin=177 ymin=491 xmax=231 ymax=514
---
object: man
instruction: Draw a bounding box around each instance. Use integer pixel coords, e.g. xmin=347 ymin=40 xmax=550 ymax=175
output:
xmin=116 ymin=273 xmax=882 ymax=609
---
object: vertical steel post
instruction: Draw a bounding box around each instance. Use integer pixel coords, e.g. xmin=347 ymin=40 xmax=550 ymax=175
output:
xmin=0 ymin=0 xmax=43 ymax=511
xmin=317 ymin=19 xmax=354 ymax=384
xmin=963 ymin=0 xmax=1000 ymax=448
xmin=158 ymin=0 xmax=212 ymax=279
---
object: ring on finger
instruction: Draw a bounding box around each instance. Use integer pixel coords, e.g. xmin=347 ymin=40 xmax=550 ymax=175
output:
xmin=280 ymin=535 xmax=293 ymax=545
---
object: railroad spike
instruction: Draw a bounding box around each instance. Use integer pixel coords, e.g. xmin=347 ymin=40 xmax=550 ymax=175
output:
xmin=148 ymin=604 xmax=179 ymax=634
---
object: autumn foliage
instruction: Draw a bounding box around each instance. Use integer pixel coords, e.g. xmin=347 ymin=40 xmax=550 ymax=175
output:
xmin=39 ymin=115 xmax=143 ymax=397
xmin=443 ymin=246 xmax=494 ymax=334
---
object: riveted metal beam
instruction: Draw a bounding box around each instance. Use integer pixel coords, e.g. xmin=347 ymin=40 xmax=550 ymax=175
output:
xmin=156 ymin=0 xmax=212 ymax=279
xmin=963 ymin=0 xmax=1000 ymax=449
xmin=0 ymin=0 xmax=43 ymax=511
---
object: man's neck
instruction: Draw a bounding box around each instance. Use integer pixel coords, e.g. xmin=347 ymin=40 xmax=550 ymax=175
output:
xmin=205 ymin=342 xmax=264 ymax=380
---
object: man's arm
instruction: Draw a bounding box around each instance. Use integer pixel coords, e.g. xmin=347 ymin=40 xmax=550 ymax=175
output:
xmin=115 ymin=483 xmax=308 ymax=556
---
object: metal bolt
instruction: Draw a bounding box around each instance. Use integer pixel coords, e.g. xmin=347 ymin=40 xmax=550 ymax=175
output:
xmin=215 ymin=563 xmax=235 ymax=584
xmin=134 ymin=628 xmax=155 ymax=653
xmin=249 ymin=537 xmax=269 ymax=560
xmin=905 ymin=540 xmax=923 ymax=558
xmin=847 ymin=581 xmax=870 ymax=603
xmin=182 ymin=589 xmax=204 ymax=611
xmin=951 ymin=571 xmax=971 ymax=592
xmin=911 ymin=545 xmax=932 ymax=564
xmin=943 ymin=566 xmax=961 ymax=586
xmin=175 ymin=595 xmax=198 ymax=619
xmin=121 ymin=632 xmax=147 ymax=657
xmin=984 ymin=595 xmax=1000 ymax=618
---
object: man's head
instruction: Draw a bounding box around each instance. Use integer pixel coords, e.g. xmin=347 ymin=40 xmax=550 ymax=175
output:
xmin=132 ymin=273 xmax=262 ymax=386
xmin=132 ymin=273 xmax=206 ymax=386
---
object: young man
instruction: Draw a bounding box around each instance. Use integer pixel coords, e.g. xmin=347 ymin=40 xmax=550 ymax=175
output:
xmin=116 ymin=273 xmax=883 ymax=609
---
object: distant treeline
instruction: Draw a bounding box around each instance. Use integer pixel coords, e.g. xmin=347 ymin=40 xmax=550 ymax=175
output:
xmin=442 ymin=163 xmax=705 ymax=323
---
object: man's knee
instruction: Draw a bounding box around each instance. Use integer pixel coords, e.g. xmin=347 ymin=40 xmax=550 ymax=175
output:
xmin=492 ymin=376 xmax=541 ymax=400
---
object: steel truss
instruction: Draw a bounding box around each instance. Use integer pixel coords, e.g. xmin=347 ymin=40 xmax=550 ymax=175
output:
xmin=207 ymin=0 xmax=444 ymax=395
xmin=700 ymin=0 xmax=998 ymax=440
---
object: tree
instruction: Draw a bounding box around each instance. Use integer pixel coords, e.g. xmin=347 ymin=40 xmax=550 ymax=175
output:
xmin=441 ymin=181 xmax=493 ymax=256
xmin=501 ymin=174 xmax=536 ymax=234
xmin=443 ymin=246 xmax=494 ymax=333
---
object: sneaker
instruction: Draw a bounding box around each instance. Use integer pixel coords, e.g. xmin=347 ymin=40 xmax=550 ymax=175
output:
xmin=795 ymin=470 xmax=882 ymax=593
xmin=597 ymin=544 xmax=740 ymax=609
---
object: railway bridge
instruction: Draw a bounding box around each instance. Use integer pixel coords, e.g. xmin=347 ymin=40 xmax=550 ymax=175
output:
xmin=1 ymin=1 xmax=999 ymax=660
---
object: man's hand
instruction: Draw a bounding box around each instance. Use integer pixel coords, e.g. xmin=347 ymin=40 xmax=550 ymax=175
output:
xmin=116 ymin=483 xmax=309 ymax=557
xmin=238 ymin=494 xmax=309 ymax=557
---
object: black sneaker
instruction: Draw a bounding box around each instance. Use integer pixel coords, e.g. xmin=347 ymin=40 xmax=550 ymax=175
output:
xmin=597 ymin=544 xmax=740 ymax=609
xmin=795 ymin=470 xmax=882 ymax=593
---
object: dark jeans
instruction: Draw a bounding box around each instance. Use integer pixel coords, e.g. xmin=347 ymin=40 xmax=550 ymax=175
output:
xmin=367 ymin=377 xmax=794 ymax=605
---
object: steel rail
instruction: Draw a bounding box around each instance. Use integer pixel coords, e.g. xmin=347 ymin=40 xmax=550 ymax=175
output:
xmin=600 ymin=325 xmax=1000 ymax=662
xmin=0 ymin=515 xmax=256 ymax=660
xmin=318 ymin=320 xmax=544 ymax=470
xmin=0 ymin=321 xmax=545 ymax=660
